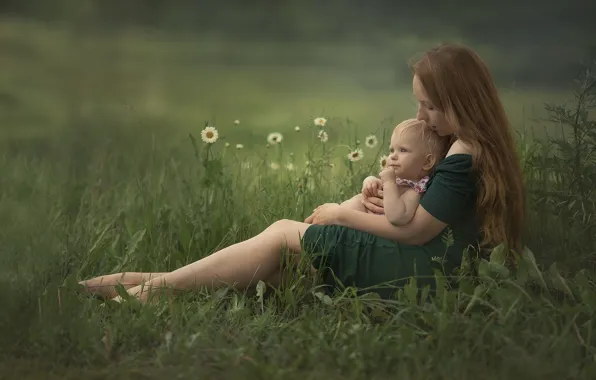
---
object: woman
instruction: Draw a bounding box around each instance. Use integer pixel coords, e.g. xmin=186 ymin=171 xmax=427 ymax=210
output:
xmin=80 ymin=43 xmax=525 ymax=302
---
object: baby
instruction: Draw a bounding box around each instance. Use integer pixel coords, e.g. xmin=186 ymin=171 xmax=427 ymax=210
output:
xmin=341 ymin=119 xmax=450 ymax=226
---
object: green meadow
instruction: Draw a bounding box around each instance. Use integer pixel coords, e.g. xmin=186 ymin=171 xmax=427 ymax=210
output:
xmin=1 ymin=18 xmax=595 ymax=379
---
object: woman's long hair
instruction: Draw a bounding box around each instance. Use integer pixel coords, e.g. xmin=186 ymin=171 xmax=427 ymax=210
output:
xmin=412 ymin=44 xmax=526 ymax=255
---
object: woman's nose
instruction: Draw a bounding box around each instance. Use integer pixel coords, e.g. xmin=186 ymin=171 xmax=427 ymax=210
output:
xmin=416 ymin=105 xmax=427 ymax=121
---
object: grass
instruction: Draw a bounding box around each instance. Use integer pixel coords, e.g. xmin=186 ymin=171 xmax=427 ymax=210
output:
xmin=1 ymin=18 xmax=596 ymax=379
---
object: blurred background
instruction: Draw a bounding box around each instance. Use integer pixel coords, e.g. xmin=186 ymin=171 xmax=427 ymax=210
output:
xmin=1 ymin=0 xmax=595 ymax=145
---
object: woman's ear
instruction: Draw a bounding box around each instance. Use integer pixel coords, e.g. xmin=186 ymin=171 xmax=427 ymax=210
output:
xmin=422 ymin=154 xmax=437 ymax=171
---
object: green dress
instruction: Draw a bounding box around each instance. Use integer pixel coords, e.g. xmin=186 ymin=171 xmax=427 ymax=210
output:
xmin=302 ymin=154 xmax=480 ymax=299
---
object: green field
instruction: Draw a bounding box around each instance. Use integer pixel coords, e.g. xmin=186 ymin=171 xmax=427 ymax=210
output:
xmin=1 ymin=18 xmax=595 ymax=379
xmin=1 ymin=18 xmax=569 ymax=141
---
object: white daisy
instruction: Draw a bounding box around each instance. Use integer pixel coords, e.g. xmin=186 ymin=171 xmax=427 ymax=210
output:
xmin=270 ymin=162 xmax=280 ymax=170
xmin=347 ymin=148 xmax=364 ymax=162
xmin=224 ymin=142 xmax=230 ymax=147
xmin=200 ymin=126 xmax=219 ymax=144
xmin=365 ymin=135 xmax=378 ymax=148
xmin=267 ymin=132 xmax=283 ymax=145
xmin=294 ymin=126 xmax=300 ymax=132
xmin=318 ymin=130 xmax=328 ymax=143
xmin=234 ymin=119 xmax=240 ymax=125
xmin=314 ymin=117 xmax=327 ymax=127
xmin=379 ymin=154 xmax=388 ymax=169
xmin=236 ymin=144 xmax=244 ymax=149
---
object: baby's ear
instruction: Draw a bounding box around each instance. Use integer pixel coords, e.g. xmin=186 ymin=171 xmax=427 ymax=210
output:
xmin=422 ymin=154 xmax=437 ymax=171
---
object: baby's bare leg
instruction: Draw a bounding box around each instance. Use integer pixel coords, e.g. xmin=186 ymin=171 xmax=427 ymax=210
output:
xmin=340 ymin=194 xmax=368 ymax=213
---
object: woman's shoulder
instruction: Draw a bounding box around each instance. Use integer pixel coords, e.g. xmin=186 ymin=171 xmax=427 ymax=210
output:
xmin=446 ymin=139 xmax=473 ymax=156
xmin=435 ymin=140 xmax=474 ymax=173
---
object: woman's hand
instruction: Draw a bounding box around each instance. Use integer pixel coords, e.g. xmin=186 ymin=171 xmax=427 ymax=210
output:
xmin=304 ymin=203 xmax=341 ymax=225
xmin=362 ymin=194 xmax=384 ymax=214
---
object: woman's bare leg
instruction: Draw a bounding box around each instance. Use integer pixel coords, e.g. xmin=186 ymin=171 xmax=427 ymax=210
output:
xmin=79 ymin=272 xmax=170 ymax=299
xmin=116 ymin=219 xmax=312 ymax=303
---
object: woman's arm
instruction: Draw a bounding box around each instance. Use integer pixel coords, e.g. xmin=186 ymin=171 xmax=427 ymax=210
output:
xmin=335 ymin=205 xmax=447 ymax=245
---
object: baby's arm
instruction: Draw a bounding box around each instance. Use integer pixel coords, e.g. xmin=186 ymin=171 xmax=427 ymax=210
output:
xmin=381 ymin=180 xmax=421 ymax=226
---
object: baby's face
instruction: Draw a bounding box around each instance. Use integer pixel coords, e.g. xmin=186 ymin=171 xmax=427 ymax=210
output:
xmin=386 ymin=126 xmax=431 ymax=180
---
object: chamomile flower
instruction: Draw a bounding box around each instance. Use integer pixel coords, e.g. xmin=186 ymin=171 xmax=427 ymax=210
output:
xmin=365 ymin=135 xmax=378 ymax=148
xmin=224 ymin=142 xmax=230 ymax=147
xmin=294 ymin=126 xmax=300 ymax=132
xmin=318 ymin=130 xmax=328 ymax=143
xmin=234 ymin=119 xmax=240 ymax=125
xmin=267 ymin=132 xmax=283 ymax=145
xmin=314 ymin=117 xmax=327 ymax=127
xmin=200 ymin=126 xmax=219 ymax=144
xmin=347 ymin=148 xmax=364 ymax=162
xmin=236 ymin=144 xmax=244 ymax=149
xmin=379 ymin=154 xmax=388 ymax=169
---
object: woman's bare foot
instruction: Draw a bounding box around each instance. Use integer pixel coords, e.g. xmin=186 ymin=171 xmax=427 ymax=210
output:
xmin=79 ymin=272 xmax=169 ymax=300
xmin=78 ymin=274 xmax=131 ymax=299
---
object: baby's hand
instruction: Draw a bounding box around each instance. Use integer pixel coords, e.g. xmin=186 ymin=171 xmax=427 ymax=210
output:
xmin=362 ymin=176 xmax=383 ymax=198
xmin=379 ymin=167 xmax=396 ymax=184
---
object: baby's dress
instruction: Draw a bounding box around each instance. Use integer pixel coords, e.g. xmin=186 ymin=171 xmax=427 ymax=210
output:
xmin=371 ymin=176 xmax=430 ymax=215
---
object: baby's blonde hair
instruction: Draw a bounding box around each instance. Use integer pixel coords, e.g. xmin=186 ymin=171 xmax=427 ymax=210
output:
xmin=394 ymin=118 xmax=450 ymax=168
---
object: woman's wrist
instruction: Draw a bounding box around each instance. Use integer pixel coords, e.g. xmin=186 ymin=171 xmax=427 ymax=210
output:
xmin=334 ymin=206 xmax=346 ymax=225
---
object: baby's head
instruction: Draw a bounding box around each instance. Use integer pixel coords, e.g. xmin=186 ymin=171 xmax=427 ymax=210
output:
xmin=386 ymin=118 xmax=450 ymax=180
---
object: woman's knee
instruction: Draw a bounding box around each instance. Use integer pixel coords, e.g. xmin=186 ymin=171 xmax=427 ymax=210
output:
xmin=263 ymin=219 xmax=309 ymax=251
xmin=264 ymin=218 xmax=296 ymax=232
